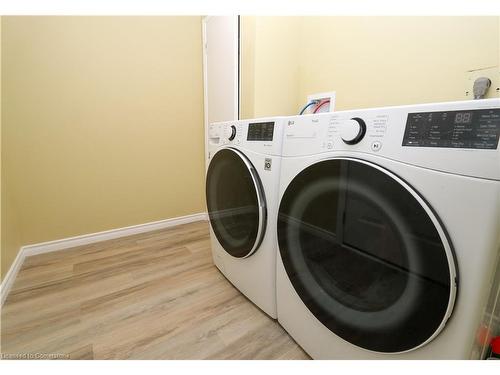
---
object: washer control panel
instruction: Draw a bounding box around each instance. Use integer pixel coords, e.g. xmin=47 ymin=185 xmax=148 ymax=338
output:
xmin=402 ymin=108 xmax=500 ymax=149
xmin=282 ymin=99 xmax=500 ymax=180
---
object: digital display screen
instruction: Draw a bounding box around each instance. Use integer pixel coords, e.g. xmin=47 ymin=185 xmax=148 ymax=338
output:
xmin=454 ymin=112 xmax=472 ymax=124
xmin=247 ymin=121 xmax=275 ymax=141
xmin=402 ymin=108 xmax=499 ymax=149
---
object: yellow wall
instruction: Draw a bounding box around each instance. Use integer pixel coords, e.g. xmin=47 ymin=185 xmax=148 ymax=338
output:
xmin=253 ymin=17 xmax=302 ymax=118
xmin=299 ymin=16 xmax=499 ymax=110
xmin=241 ymin=16 xmax=500 ymax=117
xmin=241 ymin=17 xmax=302 ymax=118
xmin=239 ymin=16 xmax=256 ymax=120
xmin=0 ymin=16 xmax=4 ymax=280
xmin=1 ymin=16 xmax=206 ymax=280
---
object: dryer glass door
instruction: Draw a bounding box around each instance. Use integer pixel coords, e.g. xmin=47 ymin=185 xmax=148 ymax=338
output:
xmin=206 ymin=148 xmax=266 ymax=258
xmin=277 ymin=158 xmax=457 ymax=353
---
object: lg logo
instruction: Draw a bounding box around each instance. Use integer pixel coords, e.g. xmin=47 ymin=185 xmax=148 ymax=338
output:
xmin=264 ymin=158 xmax=272 ymax=171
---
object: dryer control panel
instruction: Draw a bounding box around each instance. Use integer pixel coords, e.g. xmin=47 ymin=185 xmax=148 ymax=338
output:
xmin=208 ymin=117 xmax=286 ymax=157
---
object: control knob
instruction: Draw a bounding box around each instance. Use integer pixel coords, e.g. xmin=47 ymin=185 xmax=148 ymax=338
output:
xmin=228 ymin=125 xmax=237 ymax=141
xmin=340 ymin=117 xmax=366 ymax=145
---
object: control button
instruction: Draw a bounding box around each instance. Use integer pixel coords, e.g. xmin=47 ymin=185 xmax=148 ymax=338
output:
xmin=228 ymin=125 xmax=237 ymax=141
xmin=371 ymin=141 xmax=382 ymax=152
xmin=208 ymin=125 xmax=217 ymax=137
xmin=340 ymin=117 xmax=366 ymax=145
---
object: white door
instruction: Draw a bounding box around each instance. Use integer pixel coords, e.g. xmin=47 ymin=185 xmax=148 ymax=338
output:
xmin=202 ymin=16 xmax=239 ymax=165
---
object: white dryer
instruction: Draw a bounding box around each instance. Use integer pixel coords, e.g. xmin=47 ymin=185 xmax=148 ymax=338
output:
xmin=206 ymin=117 xmax=285 ymax=318
xmin=276 ymin=99 xmax=500 ymax=358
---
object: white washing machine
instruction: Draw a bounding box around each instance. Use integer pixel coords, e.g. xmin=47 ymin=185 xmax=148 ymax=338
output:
xmin=205 ymin=117 xmax=285 ymax=318
xmin=276 ymin=99 xmax=500 ymax=358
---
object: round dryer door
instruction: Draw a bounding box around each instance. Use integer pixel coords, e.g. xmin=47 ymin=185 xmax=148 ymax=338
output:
xmin=277 ymin=158 xmax=458 ymax=353
xmin=206 ymin=148 xmax=267 ymax=258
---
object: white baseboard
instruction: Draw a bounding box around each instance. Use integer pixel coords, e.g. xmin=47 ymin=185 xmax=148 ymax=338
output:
xmin=22 ymin=212 xmax=208 ymax=257
xmin=0 ymin=212 xmax=208 ymax=306
xmin=0 ymin=247 xmax=27 ymax=307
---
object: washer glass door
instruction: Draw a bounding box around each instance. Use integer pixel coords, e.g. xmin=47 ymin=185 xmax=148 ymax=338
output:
xmin=206 ymin=148 xmax=266 ymax=258
xmin=277 ymin=158 xmax=457 ymax=353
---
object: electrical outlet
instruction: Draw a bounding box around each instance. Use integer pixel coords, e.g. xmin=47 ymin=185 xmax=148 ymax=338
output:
xmin=305 ymin=91 xmax=336 ymax=114
xmin=464 ymin=66 xmax=500 ymax=99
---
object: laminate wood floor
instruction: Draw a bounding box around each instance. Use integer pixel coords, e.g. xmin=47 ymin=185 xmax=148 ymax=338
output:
xmin=0 ymin=220 xmax=309 ymax=360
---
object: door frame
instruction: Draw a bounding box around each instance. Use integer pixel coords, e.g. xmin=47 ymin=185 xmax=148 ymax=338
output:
xmin=202 ymin=16 xmax=240 ymax=168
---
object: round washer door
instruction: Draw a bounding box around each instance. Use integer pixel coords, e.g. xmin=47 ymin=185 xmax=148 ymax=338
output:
xmin=206 ymin=148 xmax=267 ymax=258
xmin=277 ymin=158 xmax=457 ymax=353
